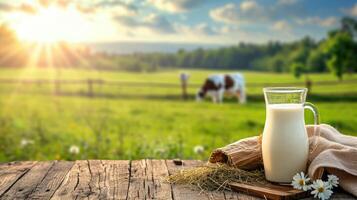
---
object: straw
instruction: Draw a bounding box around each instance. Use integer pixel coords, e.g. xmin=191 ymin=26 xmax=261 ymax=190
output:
xmin=166 ymin=163 xmax=266 ymax=191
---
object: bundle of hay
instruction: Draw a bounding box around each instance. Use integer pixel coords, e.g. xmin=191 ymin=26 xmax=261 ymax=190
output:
xmin=166 ymin=163 xmax=266 ymax=191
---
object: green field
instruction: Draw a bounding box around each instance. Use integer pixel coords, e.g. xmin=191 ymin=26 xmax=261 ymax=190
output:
xmin=0 ymin=68 xmax=356 ymax=162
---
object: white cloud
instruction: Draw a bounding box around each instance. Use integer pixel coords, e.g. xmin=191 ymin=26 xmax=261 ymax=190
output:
xmin=209 ymin=3 xmax=239 ymax=24
xmin=272 ymin=20 xmax=291 ymax=31
xmin=177 ymin=23 xmax=219 ymax=36
xmin=343 ymin=3 xmax=357 ymax=17
xmin=35 ymin=0 xmax=138 ymax=16
xmin=209 ymin=0 xmax=308 ymax=26
xmin=90 ymin=0 xmax=138 ymax=16
xmin=209 ymin=1 xmax=265 ymax=24
xmin=147 ymin=0 xmax=204 ymax=13
xmin=219 ymin=25 xmax=238 ymax=34
xmin=115 ymin=13 xmax=176 ymax=34
xmin=144 ymin=14 xmax=176 ymax=33
xmin=296 ymin=16 xmax=338 ymax=27
xmin=240 ymin=1 xmax=258 ymax=12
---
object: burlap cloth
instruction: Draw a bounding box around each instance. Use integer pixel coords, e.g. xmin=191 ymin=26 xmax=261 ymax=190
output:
xmin=209 ymin=124 xmax=357 ymax=197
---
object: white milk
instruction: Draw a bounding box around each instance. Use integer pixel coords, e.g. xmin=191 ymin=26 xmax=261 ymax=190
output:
xmin=262 ymin=104 xmax=309 ymax=183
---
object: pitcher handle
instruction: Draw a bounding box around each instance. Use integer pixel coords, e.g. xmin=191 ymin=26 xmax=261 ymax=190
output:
xmin=303 ymin=102 xmax=320 ymax=153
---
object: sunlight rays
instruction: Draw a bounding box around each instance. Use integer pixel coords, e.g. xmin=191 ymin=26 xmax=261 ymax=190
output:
xmin=0 ymin=44 xmax=23 ymax=66
xmin=2 ymin=40 xmax=90 ymax=112
xmin=12 ymin=5 xmax=89 ymax=43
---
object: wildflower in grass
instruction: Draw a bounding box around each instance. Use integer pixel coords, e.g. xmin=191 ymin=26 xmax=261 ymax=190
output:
xmin=327 ymin=175 xmax=339 ymax=188
xmin=311 ymin=180 xmax=333 ymax=200
xmin=20 ymin=139 xmax=34 ymax=148
xmin=193 ymin=145 xmax=204 ymax=154
xmin=69 ymin=145 xmax=80 ymax=155
xmin=291 ymin=172 xmax=311 ymax=191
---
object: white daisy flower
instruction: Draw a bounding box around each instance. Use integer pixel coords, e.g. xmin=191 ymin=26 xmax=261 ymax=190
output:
xmin=327 ymin=175 xmax=339 ymax=188
xmin=20 ymin=139 xmax=34 ymax=148
xmin=193 ymin=145 xmax=204 ymax=154
xmin=69 ymin=145 xmax=80 ymax=155
xmin=291 ymin=172 xmax=311 ymax=191
xmin=311 ymin=180 xmax=333 ymax=200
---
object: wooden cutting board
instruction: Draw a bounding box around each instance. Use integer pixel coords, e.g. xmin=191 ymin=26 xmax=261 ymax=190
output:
xmin=228 ymin=181 xmax=309 ymax=200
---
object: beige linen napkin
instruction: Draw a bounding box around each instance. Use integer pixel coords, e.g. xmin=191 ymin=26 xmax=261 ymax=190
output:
xmin=209 ymin=124 xmax=357 ymax=197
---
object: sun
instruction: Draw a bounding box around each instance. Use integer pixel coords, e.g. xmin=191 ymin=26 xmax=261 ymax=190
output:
xmin=12 ymin=6 xmax=89 ymax=43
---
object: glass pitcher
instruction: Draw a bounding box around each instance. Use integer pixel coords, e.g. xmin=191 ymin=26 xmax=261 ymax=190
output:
xmin=262 ymin=87 xmax=319 ymax=183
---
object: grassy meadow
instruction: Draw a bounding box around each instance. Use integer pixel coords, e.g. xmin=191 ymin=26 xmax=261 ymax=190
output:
xmin=0 ymin=68 xmax=356 ymax=162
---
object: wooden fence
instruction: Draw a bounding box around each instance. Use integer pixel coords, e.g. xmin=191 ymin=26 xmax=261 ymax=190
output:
xmin=0 ymin=78 xmax=356 ymax=98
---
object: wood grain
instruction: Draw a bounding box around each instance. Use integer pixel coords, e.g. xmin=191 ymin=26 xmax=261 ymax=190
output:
xmin=99 ymin=160 xmax=130 ymax=200
xmin=0 ymin=161 xmax=53 ymax=200
xmin=229 ymin=182 xmax=308 ymax=200
xmin=127 ymin=159 xmax=173 ymax=200
xmin=148 ymin=159 xmax=173 ymax=200
xmin=0 ymin=160 xmax=353 ymax=200
xmin=27 ymin=161 xmax=74 ymax=200
xmin=0 ymin=161 xmax=36 ymax=197
xmin=127 ymin=160 xmax=146 ymax=199
xmin=51 ymin=160 xmax=91 ymax=199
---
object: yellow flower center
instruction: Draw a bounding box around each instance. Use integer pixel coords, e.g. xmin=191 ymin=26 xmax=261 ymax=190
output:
xmin=299 ymin=180 xmax=304 ymax=185
xmin=318 ymin=187 xmax=324 ymax=193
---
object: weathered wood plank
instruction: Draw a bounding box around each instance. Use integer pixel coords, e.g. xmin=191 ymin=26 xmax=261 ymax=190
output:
xmin=87 ymin=160 xmax=130 ymax=200
xmin=85 ymin=160 xmax=108 ymax=199
xmin=166 ymin=160 xmax=226 ymax=200
xmin=329 ymin=192 xmax=356 ymax=199
xmin=127 ymin=160 xmax=146 ymax=199
xmin=100 ymin=160 xmax=130 ymax=200
xmin=51 ymin=160 xmax=130 ymax=200
xmin=50 ymin=160 xmax=91 ymax=199
xmin=147 ymin=159 xmax=173 ymax=200
xmin=0 ymin=161 xmax=36 ymax=196
xmin=0 ymin=161 xmax=54 ymax=199
xmin=27 ymin=161 xmax=74 ymax=200
xmin=0 ymin=160 xmax=353 ymax=200
xmin=127 ymin=160 xmax=173 ymax=200
xmin=224 ymin=191 xmax=263 ymax=200
xmin=166 ymin=159 xmax=206 ymax=200
xmin=301 ymin=190 xmax=356 ymax=200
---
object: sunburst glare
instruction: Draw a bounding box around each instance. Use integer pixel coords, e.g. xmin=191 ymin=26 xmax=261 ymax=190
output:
xmin=12 ymin=5 xmax=89 ymax=43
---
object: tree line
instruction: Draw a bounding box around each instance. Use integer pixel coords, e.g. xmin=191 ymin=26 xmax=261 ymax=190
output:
xmin=0 ymin=17 xmax=356 ymax=80
xmin=119 ymin=17 xmax=357 ymax=80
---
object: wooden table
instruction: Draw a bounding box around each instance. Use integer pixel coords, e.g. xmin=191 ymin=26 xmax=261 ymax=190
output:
xmin=0 ymin=160 xmax=354 ymax=200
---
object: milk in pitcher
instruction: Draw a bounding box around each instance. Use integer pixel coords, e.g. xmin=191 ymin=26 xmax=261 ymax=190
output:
xmin=262 ymin=103 xmax=309 ymax=183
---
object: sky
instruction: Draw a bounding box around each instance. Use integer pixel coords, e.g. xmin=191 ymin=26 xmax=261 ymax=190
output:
xmin=0 ymin=0 xmax=357 ymax=44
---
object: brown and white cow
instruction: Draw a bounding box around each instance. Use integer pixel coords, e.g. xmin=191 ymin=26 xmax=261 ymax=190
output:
xmin=196 ymin=73 xmax=246 ymax=104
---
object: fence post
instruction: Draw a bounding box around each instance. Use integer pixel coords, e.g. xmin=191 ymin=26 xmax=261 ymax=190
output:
xmin=180 ymin=72 xmax=190 ymax=100
xmin=88 ymin=79 xmax=94 ymax=97
xmin=306 ymin=79 xmax=312 ymax=94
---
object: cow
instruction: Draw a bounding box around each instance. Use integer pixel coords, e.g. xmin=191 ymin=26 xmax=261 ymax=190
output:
xmin=196 ymin=73 xmax=246 ymax=104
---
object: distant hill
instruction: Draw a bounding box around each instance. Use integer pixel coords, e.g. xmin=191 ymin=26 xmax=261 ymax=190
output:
xmin=85 ymin=41 xmax=223 ymax=54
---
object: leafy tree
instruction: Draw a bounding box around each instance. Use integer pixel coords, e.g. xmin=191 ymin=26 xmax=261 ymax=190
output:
xmin=322 ymin=32 xmax=357 ymax=80
xmin=291 ymin=62 xmax=305 ymax=79
xmin=306 ymin=48 xmax=327 ymax=72
xmin=291 ymin=62 xmax=313 ymax=92
xmin=340 ymin=17 xmax=357 ymax=38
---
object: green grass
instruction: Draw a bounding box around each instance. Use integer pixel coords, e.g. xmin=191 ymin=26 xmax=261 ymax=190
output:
xmin=0 ymin=68 xmax=356 ymax=162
